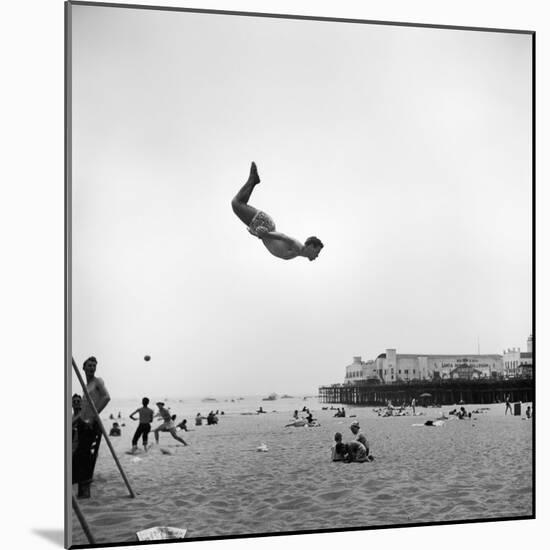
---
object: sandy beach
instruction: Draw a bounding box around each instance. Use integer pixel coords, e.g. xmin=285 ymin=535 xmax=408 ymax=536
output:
xmin=72 ymin=400 xmax=533 ymax=545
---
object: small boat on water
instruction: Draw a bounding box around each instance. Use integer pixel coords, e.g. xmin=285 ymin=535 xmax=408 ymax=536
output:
xmin=280 ymin=394 xmax=293 ymax=399
xmin=262 ymin=393 xmax=278 ymax=401
xmin=201 ymin=397 xmax=217 ymax=402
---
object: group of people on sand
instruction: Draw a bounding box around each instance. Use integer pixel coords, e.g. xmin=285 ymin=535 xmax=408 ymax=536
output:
xmin=71 ymin=357 xmax=192 ymax=499
xmin=195 ymin=411 xmax=220 ymax=425
xmin=285 ymin=408 xmax=320 ymax=427
xmin=129 ymin=398 xmax=189 ymax=452
xmin=332 ymin=421 xmax=374 ymax=463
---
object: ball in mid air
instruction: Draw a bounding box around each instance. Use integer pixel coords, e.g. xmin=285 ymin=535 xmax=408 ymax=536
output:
xmin=144 ymin=355 xmax=151 ymax=362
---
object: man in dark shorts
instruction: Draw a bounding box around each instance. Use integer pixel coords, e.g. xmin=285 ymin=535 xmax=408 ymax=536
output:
xmin=130 ymin=397 xmax=154 ymax=452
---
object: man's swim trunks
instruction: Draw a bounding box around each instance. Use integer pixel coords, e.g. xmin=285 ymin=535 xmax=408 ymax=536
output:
xmin=157 ymin=420 xmax=176 ymax=431
xmin=248 ymin=210 xmax=276 ymax=237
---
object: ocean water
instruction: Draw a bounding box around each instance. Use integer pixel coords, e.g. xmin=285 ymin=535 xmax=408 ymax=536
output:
xmin=100 ymin=394 xmax=326 ymax=424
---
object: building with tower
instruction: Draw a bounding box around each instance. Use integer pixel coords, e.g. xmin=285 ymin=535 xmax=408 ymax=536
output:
xmin=502 ymin=334 xmax=533 ymax=378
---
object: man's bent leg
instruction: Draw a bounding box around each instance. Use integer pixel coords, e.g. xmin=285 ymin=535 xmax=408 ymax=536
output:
xmin=231 ymin=162 xmax=261 ymax=226
xmin=169 ymin=429 xmax=188 ymax=446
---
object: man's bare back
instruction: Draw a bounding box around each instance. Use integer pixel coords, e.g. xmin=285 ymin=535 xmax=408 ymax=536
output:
xmin=231 ymin=162 xmax=324 ymax=261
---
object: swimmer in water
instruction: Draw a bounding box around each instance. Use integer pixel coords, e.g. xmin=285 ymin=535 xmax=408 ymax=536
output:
xmin=231 ymin=162 xmax=324 ymax=261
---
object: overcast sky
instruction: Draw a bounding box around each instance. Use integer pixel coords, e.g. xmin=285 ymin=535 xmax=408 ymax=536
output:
xmin=70 ymin=5 xmax=532 ymax=398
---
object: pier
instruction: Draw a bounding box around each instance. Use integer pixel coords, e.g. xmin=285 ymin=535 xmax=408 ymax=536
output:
xmin=318 ymin=378 xmax=533 ymax=406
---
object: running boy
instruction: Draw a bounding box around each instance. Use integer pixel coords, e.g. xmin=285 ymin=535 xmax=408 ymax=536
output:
xmin=153 ymin=402 xmax=188 ymax=446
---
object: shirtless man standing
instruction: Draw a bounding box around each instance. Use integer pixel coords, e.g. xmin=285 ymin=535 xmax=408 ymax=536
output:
xmin=72 ymin=356 xmax=111 ymax=498
xmin=231 ymin=162 xmax=324 ymax=261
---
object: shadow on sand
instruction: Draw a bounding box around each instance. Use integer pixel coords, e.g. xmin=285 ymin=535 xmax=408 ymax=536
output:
xmin=33 ymin=528 xmax=64 ymax=547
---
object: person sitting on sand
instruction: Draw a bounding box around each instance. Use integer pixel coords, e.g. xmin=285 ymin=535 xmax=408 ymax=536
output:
xmin=331 ymin=432 xmax=348 ymax=461
xmin=293 ymin=410 xmax=299 ymax=419
xmin=231 ymin=162 xmax=324 ymax=261
xmin=129 ymin=397 xmax=154 ymax=453
xmin=350 ymin=421 xmax=370 ymax=457
xmin=345 ymin=440 xmax=368 ymax=463
xmin=177 ymin=419 xmax=188 ymax=431
xmin=109 ymin=422 xmax=121 ymax=437
xmin=526 ymin=406 xmax=531 ymax=419
xmin=153 ymin=402 xmax=188 ymax=446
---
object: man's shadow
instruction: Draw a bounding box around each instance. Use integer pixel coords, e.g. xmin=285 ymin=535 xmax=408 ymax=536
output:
xmin=33 ymin=529 xmax=65 ymax=547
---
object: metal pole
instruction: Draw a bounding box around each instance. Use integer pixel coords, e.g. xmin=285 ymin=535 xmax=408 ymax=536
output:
xmin=72 ymin=357 xmax=136 ymax=498
xmin=72 ymin=494 xmax=96 ymax=544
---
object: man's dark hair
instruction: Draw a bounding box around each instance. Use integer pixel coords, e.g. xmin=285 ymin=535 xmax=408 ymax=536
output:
xmin=72 ymin=393 xmax=82 ymax=400
xmin=305 ymin=236 xmax=324 ymax=249
xmin=84 ymin=356 xmax=97 ymax=365
xmin=142 ymin=397 xmax=150 ymax=406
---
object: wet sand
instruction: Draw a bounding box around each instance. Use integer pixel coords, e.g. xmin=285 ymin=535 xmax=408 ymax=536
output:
xmin=72 ymin=403 xmax=533 ymax=545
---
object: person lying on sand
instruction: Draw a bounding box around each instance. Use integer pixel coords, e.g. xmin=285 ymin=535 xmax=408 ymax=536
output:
xmin=231 ymin=162 xmax=324 ymax=261
xmin=285 ymin=419 xmax=307 ymax=427
xmin=153 ymin=402 xmax=188 ymax=446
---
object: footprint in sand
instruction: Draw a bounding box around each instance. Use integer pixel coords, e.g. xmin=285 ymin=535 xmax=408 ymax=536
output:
xmin=318 ymin=489 xmax=352 ymax=501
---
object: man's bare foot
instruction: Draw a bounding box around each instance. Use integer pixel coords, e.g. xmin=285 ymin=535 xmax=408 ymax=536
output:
xmin=249 ymin=161 xmax=261 ymax=185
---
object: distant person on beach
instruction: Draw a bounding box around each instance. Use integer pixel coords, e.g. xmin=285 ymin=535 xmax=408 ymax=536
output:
xmin=231 ymin=162 xmax=324 ymax=261
xmin=153 ymin=402 xmax=188 ymax=446
xmin=109 ymin=422 xmax=121 ymax=436
xmin=177 ymin=419 xmax=188 ymax=431
xmin=72 ymin=356 xmax=111 ymax=499
xmin=293 ymin=410 xmax=299 ymax=419
xmin=129 ymin=397 xmax=154 ymax=452
xmin=526 ymin=406 xmax=531 ymax=419
xmin=350 ymin=421 xmax=370 ymax=457
xmin=195 ymin=413 xmax=203 ymax=426
xmin=411 ymin=398 xmax=416 ymax=416
xmin=505 ymin=395 xmax=513 ymax=415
